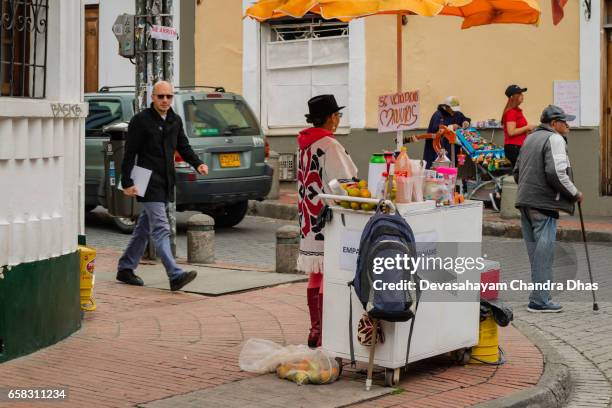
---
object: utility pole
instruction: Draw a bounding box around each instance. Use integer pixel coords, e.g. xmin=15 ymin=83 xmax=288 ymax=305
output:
xmin=134 ymin=0 xmax=177 ymax=258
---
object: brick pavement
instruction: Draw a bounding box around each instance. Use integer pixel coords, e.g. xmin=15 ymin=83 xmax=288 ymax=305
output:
xmin=0 ymin=250 xmax=544 ymax=408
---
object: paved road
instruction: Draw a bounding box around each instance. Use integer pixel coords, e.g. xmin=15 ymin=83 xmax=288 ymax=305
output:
xmin=85 ymin=208 xmax=296 ymax=270
xmin=87 ymin=211 xmax=612 ymax=406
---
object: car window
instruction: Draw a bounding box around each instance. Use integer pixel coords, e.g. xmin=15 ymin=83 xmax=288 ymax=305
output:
xmin=183 ymin=99 xmax=260 ymax=137
xmin=86 ymin=99 xmax=123 ymax=137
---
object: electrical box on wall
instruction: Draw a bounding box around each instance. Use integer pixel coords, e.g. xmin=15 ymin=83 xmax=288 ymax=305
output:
xmin=112 ymin=14 xmax=136 ymax=58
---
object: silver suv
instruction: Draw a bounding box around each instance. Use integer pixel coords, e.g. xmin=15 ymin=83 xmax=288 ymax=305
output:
xmin=85 ymin=87 xmax=272 ymax=232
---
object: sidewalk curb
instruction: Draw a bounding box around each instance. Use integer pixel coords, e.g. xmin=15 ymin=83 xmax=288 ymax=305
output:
xmin=472 ymin=320 xmax=572 ymax=408
xmin=249 ymin=200 xmax=612 ymax=243
xmin=248 ymin=200 xmax=298 ymax=221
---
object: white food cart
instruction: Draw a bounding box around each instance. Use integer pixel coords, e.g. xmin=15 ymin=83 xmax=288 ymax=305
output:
xmin=320 ymin=198 xmax=483 ymax=386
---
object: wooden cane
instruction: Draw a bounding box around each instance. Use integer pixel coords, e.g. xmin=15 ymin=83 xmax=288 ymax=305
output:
xmin=366 ymin=319 xmax=379 ymax=391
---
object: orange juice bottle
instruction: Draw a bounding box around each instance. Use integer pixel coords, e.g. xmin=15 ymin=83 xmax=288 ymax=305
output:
xmin=395 ymin=147 xmax=412 ymax=203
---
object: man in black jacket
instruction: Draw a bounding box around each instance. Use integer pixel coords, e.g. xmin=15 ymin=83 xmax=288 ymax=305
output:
xmin=117 ymin=81 xmax=208 ymax=291
xmin=513 ymin=105 xmax=583 ymax=312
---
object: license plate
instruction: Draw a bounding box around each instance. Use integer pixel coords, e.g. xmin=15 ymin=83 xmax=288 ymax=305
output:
xmin=219 ymin=153 xmax=241 ymax=168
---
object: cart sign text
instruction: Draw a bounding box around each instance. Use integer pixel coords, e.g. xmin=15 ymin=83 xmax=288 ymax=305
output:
xmin=378 ymin=90 xmax=420 ymax=133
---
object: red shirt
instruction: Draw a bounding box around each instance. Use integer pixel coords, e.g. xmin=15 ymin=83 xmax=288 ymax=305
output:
xmin=503 ymin=107 xmax=528 ymax=146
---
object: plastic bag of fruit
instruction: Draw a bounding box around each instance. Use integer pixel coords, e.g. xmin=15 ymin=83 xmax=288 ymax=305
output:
xmin=239 ymin=339 xmax=340 ymax=385
xmin=275 ymin=349 xmax=340 ymax=385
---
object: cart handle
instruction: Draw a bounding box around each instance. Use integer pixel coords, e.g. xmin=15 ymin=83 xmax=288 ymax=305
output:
xmin=318 ymin=194 xmax=396 ymax=212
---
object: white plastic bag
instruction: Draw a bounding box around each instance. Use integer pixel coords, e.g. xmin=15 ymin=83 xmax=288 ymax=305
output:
xmin=239 ymin=338 xmax=340 ymax=385
xmin=239 ymin=338 xmax=313 ymax=374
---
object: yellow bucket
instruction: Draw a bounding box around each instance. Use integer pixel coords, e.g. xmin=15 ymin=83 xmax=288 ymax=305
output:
xmin=469 ymin=315 xmax=499 ymax=364
xmin=79 ymin=245 xmax=96 ymax=312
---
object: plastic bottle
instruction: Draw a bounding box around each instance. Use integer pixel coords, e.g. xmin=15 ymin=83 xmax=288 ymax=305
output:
xmin=394 ymin=147 xmax=412 ymax=203
xmin=368 ymin=154 xmax=386 ymax=198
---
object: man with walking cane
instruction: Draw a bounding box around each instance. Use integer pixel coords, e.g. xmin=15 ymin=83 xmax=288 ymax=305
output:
xmin=513 ymin=105 xmax=583 ymax=313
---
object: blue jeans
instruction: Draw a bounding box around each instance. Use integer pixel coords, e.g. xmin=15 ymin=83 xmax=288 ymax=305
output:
xmin=118 ymin=202 xmax=184 ymax=281
xmin=520 ymin=207 xmax=557 ymax=306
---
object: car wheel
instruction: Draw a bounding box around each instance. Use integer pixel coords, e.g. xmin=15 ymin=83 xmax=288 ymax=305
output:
xmin=213 ymin=201 xmax=248 ymax=228
xmin=113 ymin=216 xmax=136 ymax=234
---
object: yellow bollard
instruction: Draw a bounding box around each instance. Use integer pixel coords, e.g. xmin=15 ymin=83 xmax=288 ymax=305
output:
xmin=79 ymin=245 xmax=96 ymax=312
xmin=469 ymin=315 xmax=499 ymax=364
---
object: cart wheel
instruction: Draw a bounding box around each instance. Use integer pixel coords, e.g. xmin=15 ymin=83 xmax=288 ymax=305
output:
xmin=384 ymin=368 xmax=401 ymax=387
xmin=456 ymin=348 xmax=472 ymax=365
xmin=335 ymin=357 xmax=343 ymax=376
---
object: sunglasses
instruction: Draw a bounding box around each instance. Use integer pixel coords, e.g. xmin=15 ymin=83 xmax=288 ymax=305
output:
xmin=155 ymin=94 xmax=174 ymax=100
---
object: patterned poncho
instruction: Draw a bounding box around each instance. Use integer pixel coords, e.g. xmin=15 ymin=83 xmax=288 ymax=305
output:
xmin=297 ymin=128 xmax=358 ymax=274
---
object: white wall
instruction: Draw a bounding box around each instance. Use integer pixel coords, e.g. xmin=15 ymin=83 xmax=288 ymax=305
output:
xmin=84 ymin=0 xmax=181 ymax=89
xmin=0 ymin=0 xmax=87 ymax=268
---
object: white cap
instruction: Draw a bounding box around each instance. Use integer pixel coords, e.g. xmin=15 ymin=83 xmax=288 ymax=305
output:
xmin=444 ymin=96 xmax=461 ymax=112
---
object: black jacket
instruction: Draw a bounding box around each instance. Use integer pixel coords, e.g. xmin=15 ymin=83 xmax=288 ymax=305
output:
xmin=121 ymin=106 xmax=204 ymax=202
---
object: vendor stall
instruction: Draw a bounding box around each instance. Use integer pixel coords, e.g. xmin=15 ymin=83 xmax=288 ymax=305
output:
xmin=319 ymin=191 xmax=483 ymax=386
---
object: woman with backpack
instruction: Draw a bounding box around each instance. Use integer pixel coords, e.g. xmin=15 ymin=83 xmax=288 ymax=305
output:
xmin=297 ymin=94 xmax=358 ymax=348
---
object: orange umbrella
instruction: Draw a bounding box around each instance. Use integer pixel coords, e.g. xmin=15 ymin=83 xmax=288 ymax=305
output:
xmin=246 ymin=0 xmax=542 ymax=147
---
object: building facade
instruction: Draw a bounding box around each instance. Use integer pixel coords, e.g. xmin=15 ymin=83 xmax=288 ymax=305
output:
xmin=0 ymin=0 xmax=87 ymax=362
xmin=82 ymin=0 xmax=195 ymax=91
xmin=195 ymin=0 xmax=612 ymax=216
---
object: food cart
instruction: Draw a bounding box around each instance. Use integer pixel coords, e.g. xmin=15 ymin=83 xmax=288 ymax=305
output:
xmin=319 ymin=196 xmax=483 ymax=386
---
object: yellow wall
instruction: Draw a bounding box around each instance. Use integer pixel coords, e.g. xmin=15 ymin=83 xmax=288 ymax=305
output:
xmin=365 ymin=2 xmax=580 ymax=129
xmin=194 ymin=0 xmax=243 ymax=93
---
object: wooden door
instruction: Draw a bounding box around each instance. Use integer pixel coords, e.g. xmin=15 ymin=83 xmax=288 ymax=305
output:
xmin=84 ymin=5 xmax=99 ymax=93
xmin=606 ymin=31 xmax=612 ymax=195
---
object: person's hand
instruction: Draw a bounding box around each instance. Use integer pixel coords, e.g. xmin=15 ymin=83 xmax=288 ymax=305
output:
xmin=123 ymin=186 xmax=138 ymax=197
xmin=197 ymin=164 xmax=209 ymax=175
xmin=575 ymin=191 xmax=584 ymax=203
xmin=404 ymin=135 xmax=418 ymax=143
xmin=462 ymin=121 xmax=470 ymax=129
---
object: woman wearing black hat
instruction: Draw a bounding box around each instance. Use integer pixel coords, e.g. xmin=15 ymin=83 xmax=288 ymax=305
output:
xmin=297 ymin=94 xmax=358 ymax=348
xmin=502 ymin=85 xmax=536 ymax=167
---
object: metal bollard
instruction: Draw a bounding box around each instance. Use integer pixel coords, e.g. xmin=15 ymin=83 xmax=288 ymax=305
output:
xmin=267 ymin=151 xmax=280 ymax=200
xmin=276 ymin=225 xmax=301 ymax=274
xmin=187 ymin=214 xmax=215 ymax=264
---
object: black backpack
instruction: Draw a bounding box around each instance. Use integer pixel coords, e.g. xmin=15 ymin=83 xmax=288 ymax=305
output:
xmin=348 ymin=205 xmax=422 ymax=366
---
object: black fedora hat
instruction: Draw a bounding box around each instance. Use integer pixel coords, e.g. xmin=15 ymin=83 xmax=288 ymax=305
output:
xmin=305 ymin=94 xmax=344 ymax=122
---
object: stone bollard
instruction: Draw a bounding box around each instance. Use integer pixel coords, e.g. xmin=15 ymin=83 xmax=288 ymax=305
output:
xmin=187 ymin=214 xmax=215 ymax=264
xmin=266 ymin=151 xmax=280 ymax=200
xmin=500 ymin=175 xmax=521 ymax=219
xmin=276 ymin=225 xmax=301 ymax=274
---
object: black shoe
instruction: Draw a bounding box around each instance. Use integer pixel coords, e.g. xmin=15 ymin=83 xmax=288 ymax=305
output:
xmin=170 ymin=271 xmax=197 ymax=292
xmin=116 ymin=269 xmax=144 ymax=286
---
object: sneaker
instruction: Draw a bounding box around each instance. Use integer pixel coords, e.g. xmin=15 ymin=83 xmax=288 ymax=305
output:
xmin=116 ymin=269 xmax=144 ymax=286
xmin=527 ymin=302 xmax=563 ymax=313
xmin=170 ymin=271 xmax=198 ymax=292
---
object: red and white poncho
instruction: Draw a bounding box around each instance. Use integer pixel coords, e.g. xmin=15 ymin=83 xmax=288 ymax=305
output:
xmin=297 ymin=128 xmax=358 ymax=274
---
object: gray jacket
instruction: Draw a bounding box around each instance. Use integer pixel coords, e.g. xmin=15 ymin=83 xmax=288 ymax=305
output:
xmin=513 ymin=124 xmax=579 ymax=215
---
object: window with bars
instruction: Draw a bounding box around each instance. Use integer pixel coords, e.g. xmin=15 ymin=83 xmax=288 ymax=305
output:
xmin=264 ymin=17 xmax=350 ymax=129
xmin=0 ymin=0 xmax=48 ymax=98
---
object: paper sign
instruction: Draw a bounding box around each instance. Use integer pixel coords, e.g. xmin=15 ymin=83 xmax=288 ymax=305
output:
xmin=150 ymin=25 xmax=177 ymax=41
xmin=553 ymin=81 xmax=580 ymax=127
xmin=339 ymin=230 xmax=362 ymax=271
xmin=378 ymin=90 xmax=420 ymax=133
